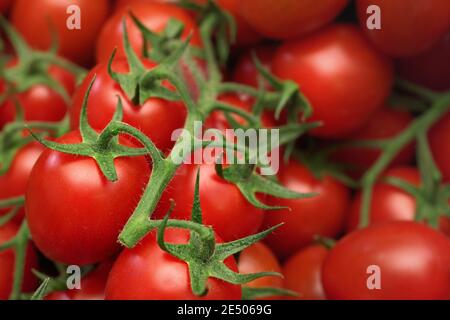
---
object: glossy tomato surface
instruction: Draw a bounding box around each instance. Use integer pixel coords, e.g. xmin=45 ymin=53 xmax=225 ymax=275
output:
xmin=429 ymin=112 xmax=450 ymax=183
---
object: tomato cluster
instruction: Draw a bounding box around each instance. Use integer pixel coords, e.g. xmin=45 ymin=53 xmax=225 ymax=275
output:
xmin=0 ymin=0 xmax=449 ymax=301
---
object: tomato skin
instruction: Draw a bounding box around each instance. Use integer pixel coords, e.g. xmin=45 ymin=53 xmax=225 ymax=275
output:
xmin=282 ymin=245 xmax=327 ymax=300
xmin=397 ymin=31 xmax=450 ymax=92
xmin=429 ymin=112 xmax=450 ymax=183
xmin=115 ymin=0 xmax=172 ymax=10
xmin=272 ymin=25 xmax=393 ymax=138
xmin=45 ymin=260 xmax=113 ymax=300
xmin=96 ymin=2 xmax=200 ymax=63
xmin=322 ymin=221 xmax=450 ymax=300
xmin=0 ymin=222 xmax=39 ymax=300
xmin=0 ymin=142 xmax=45 ymax=222
xmin=70 ymin=58 xmax=186 ymax=152
xmin=238 ymin=242 xmax=283 ymax=299
xmin=105 ymin=228 xmax=242 ymax=300
xmin=25 ymin=131 xmax=150 ymax=265
xmin=331 ymin=107 xmax=414 ymax=177
xmin=357 ymin=0 xmax=450 ymax=57
xmin=238 ymin=0 xmax=349 ymax=39
xmin=0 ymin=0 xmax=12 ymax=14
xmin=0 ymin=64 xmax=76 ymax=130
xmin=11 ymin=0 xmax=110 ymax=66
xmin=263 ymin=160 xmax=350 ymax=260
xmin=154 ymin=163 xmax=265 ymax=242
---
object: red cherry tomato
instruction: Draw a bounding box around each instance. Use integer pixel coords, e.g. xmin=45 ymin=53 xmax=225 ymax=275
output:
xmin=25 ymin=131 xmax=150 ymax=265
xmin=11 ymin=0 xmax=110 ymax=66
xmin=45 ymin=260 xmax=113 ymax=300
xmin=263 ymin=160 xmax=350 ymax=260
xmin=272 ymin=25 xmax=393 ymax=138
xmin=105 ymin=228 xmax=242 ymax=300
xmin=0 ymin=0 xmax=12 ymax=14
xmin=322 ymin=221 xmax=450 ymax=299
xmin=238 ymin=0 xmax=349 ymax=39
xmin=0 ymin=142 xmax=45 ymax=222
xmin=238 ymin=242 xmax=283 ymax=299
xmin=96 ymin=2 xmax=201 ymax=63
xmin=0 ymin=62 xmax=76 ymax=130
xmin=70 ymin=58 xmax=186 ymax=152
xmin=397 ymin=31 xmax=450 ymax=92
xmin=155 ymin=163 xmax=265 ymax=242
xmin=331 ymin=107 xmax=414 ymax=177
xmin=356 ymin=0 xmax=450 ymax=57
xmin=115 ymin=0 xmax=173 ymax=10
xmin=282 ymin=245 xmax=328 ymax=300
xmin=429 ymin=112 xmax=450 ymax=183
xmin=0 ymin=221 xmax=38 ymax=300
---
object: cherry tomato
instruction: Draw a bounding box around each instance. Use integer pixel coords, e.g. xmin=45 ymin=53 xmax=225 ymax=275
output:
xmin=70 ymin=58 xmax=186 ymax=152
xmin=11 ymin=0 xmax=110 ymax=66
xmin=0 ymin=142 xmax=45 ymax=222
xmin=331 ymin=107 xmax=414 ymax=177
xmin=272 ymin=25 xmax=393 ymax=138
xmin=0 ymin=0 xmax=12 ymax=14
xmin=96 ymin=2 xmax=201 ymax=63
xmin=263 ymin=160 xmax=350 ymax=260
xmin=397 ymin=31 xmax=450 ymax=92
xmin=282 ymin=245 xmax=328 ymax=300
xmin=25 ymin=131 xmax=150 ymax=265
xmin=429 ymin=112 xmax=450 ymax=183
xmin=347 ymin=166 xmax=450 ymax=236
xmin=0 ymin=221 xmax=38 ymax=300
xmin=238 ymin=0 xmax=349 ymax=39
xmin=356 ymin=0 xmax=450 ymax=57
xmin=238 ymin=242 xmax=283 ymax=299
xmin=45 ymin=260 xmax=113 ymax=300
xmin=105 ymin=228 xmax=242 ymax=300
xmin=154 ymin=163 xmax=265 ymax=242
xmin=322 ymin=221 xmax=450 ymax=299
xmin=0 ymin=62 xmax=76 ymax=130
xmin=115 ymin=0 xmax=173 ymax=10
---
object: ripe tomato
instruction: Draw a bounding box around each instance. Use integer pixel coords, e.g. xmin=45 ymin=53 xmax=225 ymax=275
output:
xmin=0 ymin=221 xmax=38 ymax=300
xmin=263 ymin=160 xmax=350 ymax=260
xmin=429 ymin=112 xmax=450 ymax=183
xmin=356 ymin=0 xmax=450 ymax=57
xmin=322 ymin=221 xmax=450 ymax=299
xmin=96 ymin=2 xmax=201 ymax=63
xmin=70 ymin=58 xmax=186 ymax=152
xmin=105 ymin=228 xmax=242 ymax=300
xmin=25 ymin=131 xmax=150 ymax=265
xmin=232 ymin=44 xmax=276 ymax=89
xmin=238 ymin=242 xmax=283 ymax=299
xmin=272 ymin=25 xmax=393 ymax=138
xmin=238 ymin=0 xmax=349 ymax=39
xmin=0 ymin=62 xmax=76 ymax=130
xmin=11 ymin=0 xmax=110 ymax=66
xmin=155 ymin=163 xmax=265 ymax=242
xmin=348 ymin=166 xmax=450 ymax=236
xmin=0 ymin=142 xmax=45 ymax=222
xmin=45 ymin=260 xmax=113 ymax=300
xmin=282 ymin=245 xmax=328 ymax=300
xmin=0 ymin=0 xmax=12 ymax=14
xmin=397 ymin=31 xmax=450 ymax=92
xmin=331 ymin=107 xmax=414 ymax=177
xmin=115 ymin=0 xmax=173 ymax=10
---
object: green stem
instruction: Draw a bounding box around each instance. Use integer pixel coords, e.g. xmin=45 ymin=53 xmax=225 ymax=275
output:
xmin=9 ymin=222 xmax=29 ymax=300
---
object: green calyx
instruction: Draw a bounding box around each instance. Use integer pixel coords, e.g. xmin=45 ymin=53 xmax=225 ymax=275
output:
xmin=148 ymin=170 xmax=283 ymax=296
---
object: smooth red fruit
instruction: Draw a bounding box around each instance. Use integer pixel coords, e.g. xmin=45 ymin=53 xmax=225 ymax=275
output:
xmin=0 ymin=142 xmax=45 ymax=222
xmin=357 ymin=0 xmax=450 ymax=57
xmin=283 ymin=245 xmax=328 ymax=300
xmin=105 ymin=228 xmax=242 ymax=300
xmin=70 ymin=58 xmax=186 ymax=152
xmin=239 ymin=0 xmax=349 ymax=39
xmin=96 ymin=2 xmax=200 ymax=63
xmin=0 ymin=221 xmax=38 ymax=300
xmin=155 ymin=163 xmax=265 ymax=242
xmin=272 ymin=25 xmax=393 ymax=138
xmin=238 ymin=242 xmax=283 ymax=299
xmin=115 ymin=0 xmax=173 ymax=10
xmin=11 ymin=0 xmax=110 ymax=65
xmin=0 ymin=0 xmax=12 ymax=14
xmin=397 ymin=31 xmax=450 ymax=92
xmin=429 ymin=112 xmax=450 ymax=183
xmin=322 ymin=221 xmax=450 ymax=299
xmin=263 ymin=160 xmax=350 ymax=260
xmin=331 ymin=107 xmax=414 ymax=177
xmin=25 ymin=131 xmax=150 ymax=265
